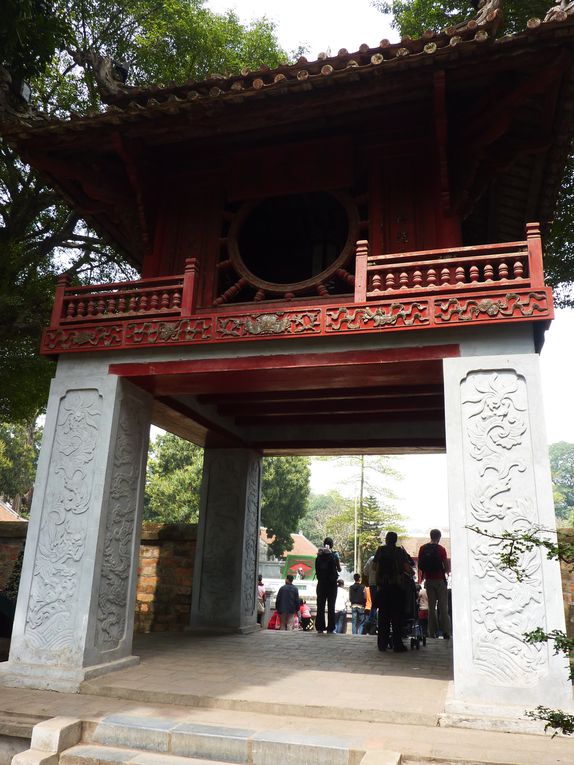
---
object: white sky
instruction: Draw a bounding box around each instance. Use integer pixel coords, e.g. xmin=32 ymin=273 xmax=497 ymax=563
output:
xmin=204 ymin=0 xmax=574 ymax=534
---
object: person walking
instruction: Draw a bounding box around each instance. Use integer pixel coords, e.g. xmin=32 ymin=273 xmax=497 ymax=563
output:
xmin=374 ymin=531 xmax=411 ymax=652
xmin=348 ymin=573 xmax=367 ymax=634
xmin=275 ymin=574 xmax=300 ymax=630
xmin=314 ymin=536 xmax=340 ymax=633
xmin=256 ymin=574 xmax=266 ymax=625
xmin=362 ymin=553 xmax=378 ymax=635
xmin=417 ymin=529 xmax=451 ymax=640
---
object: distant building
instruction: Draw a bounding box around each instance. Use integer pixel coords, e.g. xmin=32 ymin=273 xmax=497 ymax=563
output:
xmin=0 ymin=501 xmax=25 ymax=522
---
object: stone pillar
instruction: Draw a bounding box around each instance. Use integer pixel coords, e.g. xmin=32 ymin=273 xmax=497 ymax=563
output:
xmin=0 ymin=372 xmax=151 ymax=692
xmin=443 ymin=354 xmax=573 ymax=721
xmin=191 ymin=448 xmax=262 ymax=632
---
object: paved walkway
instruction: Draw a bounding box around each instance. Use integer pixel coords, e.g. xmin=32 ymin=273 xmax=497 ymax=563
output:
xmin=82 ymin=630 xmax=453 ymax=725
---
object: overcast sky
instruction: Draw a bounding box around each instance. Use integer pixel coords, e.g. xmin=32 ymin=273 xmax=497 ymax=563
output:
xmin=205 ymin=0 xmax=574 ymax=534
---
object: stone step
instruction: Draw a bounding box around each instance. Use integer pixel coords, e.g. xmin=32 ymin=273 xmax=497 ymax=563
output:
xmin=84 ymin=714 xmax=366 ymax=765
xmin=61 ymin=744 xmax=231 ymax=765
xmin=0 ymin=711 xmax=48 ymax=739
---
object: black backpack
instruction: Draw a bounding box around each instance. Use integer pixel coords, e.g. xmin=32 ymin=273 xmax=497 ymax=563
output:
xmin=315 ymin=551 xmax=338 ymax=582
xmin=418 ymin=543 xmax=444 ymax=574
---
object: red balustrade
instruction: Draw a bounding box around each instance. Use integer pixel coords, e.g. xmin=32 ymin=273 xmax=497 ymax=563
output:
xmin=353 ymin=223 xmax=545 ymax=303
xmin=50 ymin=258 xmax=199 ymax=326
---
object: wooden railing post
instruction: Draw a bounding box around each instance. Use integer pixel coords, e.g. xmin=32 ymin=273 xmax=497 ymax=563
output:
xmin=354 ymin=240 xmax=369 ymax=303
xmin=526 ymin=222 xmax=544 ymax=288
xmin=180 ymin=258 xmax=199 ymax=316
xmin=51 ymin=273 xmax=70 ymax=326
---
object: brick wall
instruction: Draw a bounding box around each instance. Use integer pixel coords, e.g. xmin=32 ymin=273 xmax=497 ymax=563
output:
xmin=0 ymin=522 xmax=27 ymax=592
xmin=559 ymin=529 xmax=574 ymax=638
xmin=135 ymin=522 xmax=197 ymax=633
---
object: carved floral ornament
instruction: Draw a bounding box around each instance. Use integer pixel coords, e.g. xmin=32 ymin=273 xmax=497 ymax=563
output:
xmin=461 ymin=371 xmax=547 ymax=686
xmin=545 ymin=1 xmax=574 ymax=22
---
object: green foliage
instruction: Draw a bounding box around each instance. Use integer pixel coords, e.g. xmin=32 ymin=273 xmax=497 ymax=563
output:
xmin=144 ymin=433 xmax=204 ymax=523
xmin=327 ymin=494 xmax=406 ymax=568
xmin=526 ymin=706 xmax=574 ymax=736
xmin=0 ymin=422 xmax=39 ymax=514
xmin=298 ymin=490 xmax=350 ymax=547
xmin=549 ymin=442 xmax=574 ymax=524
xmin=1 ymin=0 xmax=71 ymax=80
xmin=1 ymin=0 xmax=286 ymax=421
xmin=374 ymin=1 xmax=551 ymax=37
xmin=261 ymin=456 xmax=311 ymax=557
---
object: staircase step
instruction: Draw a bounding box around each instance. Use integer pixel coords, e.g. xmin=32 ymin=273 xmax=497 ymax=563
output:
xmin=85 ymin=714 xmax=366 ymax=765
xmin=61 ymin=744 xmax=231 ymax=765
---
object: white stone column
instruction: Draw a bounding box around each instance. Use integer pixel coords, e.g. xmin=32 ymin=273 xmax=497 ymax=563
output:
xmin=0 ymin=373 xmax=151 ymax=692
xmin=444 ymin=354 xmax=573 ymax=721
xmin=191 ymin=448 xmax=262 ymax=632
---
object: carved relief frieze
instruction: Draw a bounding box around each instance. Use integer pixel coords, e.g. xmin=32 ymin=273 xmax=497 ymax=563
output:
xmin=43 ymin=325 xmax=123 ymax=351
xmin=25 ymin=390 xmax=102 ymax=650
xmin=216 ymin=311 xmax=320 ymax=338
xmin=325 ymin=301 xmax=428 ymax=332
xmin=461 ymin=371 xmax=547 ymax=686
xmin=125 ymin=318 xmax=211 ymax=345
xmin=95 ymin=397 xmax=143 ymax=650
xmin=436 ymin=292 xmax=549 ymax=323
xmin=242 ymin=458 xmax=261 ymax=616
xmin=199 ymin=455 xmax=242 ymax=619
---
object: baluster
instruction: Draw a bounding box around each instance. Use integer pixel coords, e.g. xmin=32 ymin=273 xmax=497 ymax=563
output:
xmin=514 ymin=259 xmax=524 ymax=279
xmin=118 ymin=296 xmax=126 ymax=314
xmin=140 ymin=295 xmax=148 ymax=312
xmin=385 ymin=272 xmax=396 ymax=290
xmin=469 ymin=265 xmax=479 ymax=282
xmin=426 ymin=268 xmax=437 ymax=287
xmin=317 ymin=283 xmax=329 ymax=296
xmin=150 ymin=291 xmax=159 ymax=311
xmin=284 ymin=292 xmax=295 ymax=301
xmin=107 ymin=298 xmax=116 ymax=314
xmin=484 ymin=263 xmax=494 ymax=281
xmin=413 ymin=270 xmax=423 ymax=288
xmin=172 ymin=291 xmax=181 ymax=310
xmin=97 ymin=297 xmax=106 ymax=315
xmin=66 ymin=301 xmax=76 ymax=318
xmin=440 ymin=267 xmax=451 ymax=285
xmin=76 ymin=301 xmax=85 ymax=317
xmin=498 ymin=261 xmax=509 ymax=280
xmin=214 ymin=278 xmax=247 ymax=305
xmin=455 ymin=266 xmax=465 ymax=285
xmin=160 ymin=291 xmax=170 ymax=309
xmin=129 ymin=295 xmax=137 ymax=312
xmin=87 ymin=299 xmax=95 ymax=316
xmin=399 ymin=271 xmax=409 ymax=289
xmin=372 ymin=273 xmax=382 ymax=291
xmin=254 ymin=289 xmax=266 ymax=302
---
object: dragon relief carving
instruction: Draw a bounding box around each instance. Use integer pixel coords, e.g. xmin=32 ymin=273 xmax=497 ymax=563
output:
xmin=43 ymin=326 xmax=123 ymax=351
xmin=326 ymin=302 xmax=428 ymax=332
xmin=126 ymin=319 xmax=211 ymax=345
xmin=95 ymin=398 xmax=144 ymax=650
xmin=217 ymin=311 xmax=320 ymax=338
xmin=242 ymin=459 xmax=261 ymax=616
xmin=26 ymin=390 xmax=102 ymax=649
xmin=461 ymin=371 xmax=548 ymax=686
xmin=436 ymin=292 xmax=548 ymax=323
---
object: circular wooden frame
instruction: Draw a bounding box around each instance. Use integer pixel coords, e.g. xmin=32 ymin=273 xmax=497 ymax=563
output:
xmin=227 ymin=190 xmax=359 ymax=294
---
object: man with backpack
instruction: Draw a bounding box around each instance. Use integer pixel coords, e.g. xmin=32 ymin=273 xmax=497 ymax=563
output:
xmin=417 ymin=529 xmax=451 ymax=640
xmin=314 ymin=536 xmax=341 ymax=633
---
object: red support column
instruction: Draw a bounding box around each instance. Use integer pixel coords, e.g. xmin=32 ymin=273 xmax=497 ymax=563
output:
xmin=526 ymin=222 xmax=544 ymax=288
xmin=50 ymin=274 xmax=70 ymax=326
xmin=354 ymin=240 xmax=369 ymax=303
xmin=180 ymin=258 xmax=199 ymax=316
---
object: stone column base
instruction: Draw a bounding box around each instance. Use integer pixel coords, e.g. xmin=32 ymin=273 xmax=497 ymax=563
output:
xmin=439 ymin=682 xmax=572 ymax=735
xmin=0 ymin=654 xmax=139 ymax=693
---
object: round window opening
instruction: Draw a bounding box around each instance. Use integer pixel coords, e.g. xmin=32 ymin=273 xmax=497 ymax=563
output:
xmin=236 ymin=191 xmax=351 ymax=287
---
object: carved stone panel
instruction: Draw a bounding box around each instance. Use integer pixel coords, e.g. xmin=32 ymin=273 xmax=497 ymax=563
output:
xmin=460 ymin=371 xmax=548 ymax=687
xmin=95 ymin=396 xmax=144 ymax=650
xmin=242 ymin=457 xmax=261 ymax=616
xmin=24 ymin=389 xmax=102 ymax=651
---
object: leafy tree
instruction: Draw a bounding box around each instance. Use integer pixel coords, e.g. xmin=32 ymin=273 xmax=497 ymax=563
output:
xmin=0 ymin=1 xmax=286 ymax=422
xmin=261 ymin=456 xmax=311 ymax=557
xmin=374 ymin=0 xmax=574 ymax=306
xmin=327 ymin=494 xmax=407 ymax=569
xmin=549 ymin=442 xmax=574 ymax=525
xmin=144 ymin=433 xmax=204 ymax=523
xmin=298 ymin=490 xmax=350 ymax=547
xmin=0 ymin=422 xmax=39 ymax=515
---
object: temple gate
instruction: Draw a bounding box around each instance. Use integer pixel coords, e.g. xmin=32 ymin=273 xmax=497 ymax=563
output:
xmin=1 ymin=1 xmax=572 ymax=722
